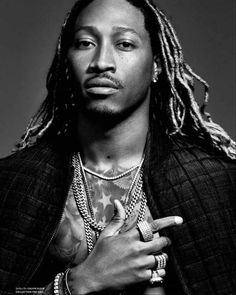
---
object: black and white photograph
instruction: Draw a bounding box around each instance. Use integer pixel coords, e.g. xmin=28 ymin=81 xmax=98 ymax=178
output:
xmin=0 ymin=1 xmax=235 ymax=294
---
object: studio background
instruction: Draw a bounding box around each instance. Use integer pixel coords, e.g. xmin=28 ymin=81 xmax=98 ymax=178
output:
xmin=0 ymin=0 xmax=235 ymax=157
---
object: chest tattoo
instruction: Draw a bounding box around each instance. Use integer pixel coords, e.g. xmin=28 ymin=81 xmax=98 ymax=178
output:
xmin=48 ymin=165 xmax=153 ymax=267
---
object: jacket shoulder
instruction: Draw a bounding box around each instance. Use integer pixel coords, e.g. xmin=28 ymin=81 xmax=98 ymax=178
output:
xmin=0 ymin=141 xmax=70 ymax=172
xmin=165 ymin=136 xmax=236 ymax=188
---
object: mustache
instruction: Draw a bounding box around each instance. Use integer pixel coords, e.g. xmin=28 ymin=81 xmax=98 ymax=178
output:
xmin=86 ymin=73 xmax=124 ymax=89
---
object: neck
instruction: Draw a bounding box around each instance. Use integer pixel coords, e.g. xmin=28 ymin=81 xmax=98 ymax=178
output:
xmin=76 ymin=101 xmax=150 ymax=171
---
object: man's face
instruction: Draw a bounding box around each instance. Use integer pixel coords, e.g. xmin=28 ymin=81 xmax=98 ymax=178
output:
xmin=68 ymin=0 xmax=154 ymax=119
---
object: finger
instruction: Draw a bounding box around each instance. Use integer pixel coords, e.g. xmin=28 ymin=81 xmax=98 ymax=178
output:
xmin=143 ymin=269 xmax=153 ymax=282
xmin=132 ymin=216 xmax=183 ymax=240
xmin=156 ymin=269 xmax=166 ymax=277
xmin=150 ymin=253 xmax=168 ymax=268
xmin=144 ymin=236 xmax=171 ymax=254
xmin=99 ymin=200 xmax=126 ymax=238
xmin=141 ymin=256 xmax=167 ymax=277
xmin=150 ymin=216 xmax=183 ymax=233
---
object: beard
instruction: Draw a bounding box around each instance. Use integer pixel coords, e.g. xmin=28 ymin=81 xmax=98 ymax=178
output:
xmin=76 ymin=93 xmax=147 ymax=129
xmin=78 ymin=101 xmax=132 ymax=127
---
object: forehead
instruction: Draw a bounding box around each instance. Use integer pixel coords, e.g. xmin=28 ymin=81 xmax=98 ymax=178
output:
xmin=74 ymin=0 xmax=148 ymax=38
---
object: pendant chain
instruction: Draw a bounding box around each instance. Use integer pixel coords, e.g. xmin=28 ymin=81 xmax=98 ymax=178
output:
xmin=72 ymin=152 xmax=147 ymax=253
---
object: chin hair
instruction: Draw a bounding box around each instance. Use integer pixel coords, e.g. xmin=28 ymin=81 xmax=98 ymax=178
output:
xmin=80 ymin=104 xmax=133 ymax=125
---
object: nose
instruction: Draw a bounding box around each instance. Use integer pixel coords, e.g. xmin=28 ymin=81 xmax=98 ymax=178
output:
xmin=89 ymin=42 xmax=116 ymax=73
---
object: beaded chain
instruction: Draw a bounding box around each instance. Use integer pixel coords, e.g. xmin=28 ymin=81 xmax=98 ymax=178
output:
xmin=72 ymin=153 xmax=147 ymax=253
xmin=53 ymin=269 xmax=72 ymax=295
xmin=54 ymin=272 xmax=63 ymax=295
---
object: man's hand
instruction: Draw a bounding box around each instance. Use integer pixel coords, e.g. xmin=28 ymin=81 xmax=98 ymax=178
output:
xmin=68 ymin=200 xmax=183 ymax=295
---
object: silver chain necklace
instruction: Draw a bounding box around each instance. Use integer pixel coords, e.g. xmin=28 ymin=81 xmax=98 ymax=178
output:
xmin=83 ymin=162 xmax=141 ymax=181
xmin=72 ymin=152 xmax=147 ymax=253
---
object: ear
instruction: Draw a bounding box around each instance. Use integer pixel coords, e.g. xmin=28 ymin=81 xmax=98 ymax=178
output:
xmin=153 ymin=56 xmax=162 ymax=73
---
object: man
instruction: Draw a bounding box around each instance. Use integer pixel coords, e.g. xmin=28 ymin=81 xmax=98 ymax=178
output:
xmin=0 ymin=0 xmax=235 ymax=294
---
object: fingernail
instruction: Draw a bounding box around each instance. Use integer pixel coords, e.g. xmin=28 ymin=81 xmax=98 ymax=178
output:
xmin=174 ymin=216 xmax=183 ymax=225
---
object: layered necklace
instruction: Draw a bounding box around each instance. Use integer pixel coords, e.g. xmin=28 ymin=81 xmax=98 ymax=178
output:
xmin=72 ymin=152 xmax=147 ymax=253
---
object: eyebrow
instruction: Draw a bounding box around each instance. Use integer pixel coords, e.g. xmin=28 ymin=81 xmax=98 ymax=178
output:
xmin=112 ymin=26 xmax=140 ymax=36
xmin=74 ymin=25 xmax=140 ymax=37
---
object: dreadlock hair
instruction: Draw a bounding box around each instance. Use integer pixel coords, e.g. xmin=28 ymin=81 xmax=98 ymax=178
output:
xmin=16 ymin=0 xmax=236 ymax=159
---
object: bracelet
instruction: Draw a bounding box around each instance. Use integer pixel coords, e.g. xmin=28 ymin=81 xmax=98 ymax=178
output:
xmin=63 ymin=268 xmax=72 ymax=295
xmin=54 ymin=272 xmax=64 ymax=295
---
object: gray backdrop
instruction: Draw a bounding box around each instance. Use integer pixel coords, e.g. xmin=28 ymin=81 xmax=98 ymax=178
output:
xmin=0 ymin=0 xmax=235 ymax=157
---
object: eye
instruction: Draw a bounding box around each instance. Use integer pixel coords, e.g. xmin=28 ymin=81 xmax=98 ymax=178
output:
xmin=73 ymin=40 xmax=95 ymax=50
xmin=117 ymin=41 xmax=135 ymax=51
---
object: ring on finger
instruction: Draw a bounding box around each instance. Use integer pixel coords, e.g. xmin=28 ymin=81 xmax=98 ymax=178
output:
xmin=137 ymin=220 xmax=153 ymax=242
xmin=149 ymin=270 xmax=163 ymax=285
xmin=154 ymin=253 xmax=168 ymax=269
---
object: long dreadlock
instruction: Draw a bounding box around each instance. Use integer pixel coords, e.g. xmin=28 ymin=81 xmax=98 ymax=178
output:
xmin=16 ymin=0 xmax=236 ymax=159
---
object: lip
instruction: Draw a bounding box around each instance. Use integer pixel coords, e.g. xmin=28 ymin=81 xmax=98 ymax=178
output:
xmin=86 ymin=87 xmax=119 ymax=95
xmin=85 ymin=78 xmax=119 ymax=89
xmin=85 ymin=78 xmax=120 ymax=96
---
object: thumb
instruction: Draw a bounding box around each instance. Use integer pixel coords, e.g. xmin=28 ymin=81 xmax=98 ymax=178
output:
xmin=100 ymin=200 xmax=126 ymax=238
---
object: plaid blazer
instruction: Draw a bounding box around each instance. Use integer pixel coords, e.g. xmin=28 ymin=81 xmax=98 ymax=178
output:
xmin=0 ymin=133 xmax=235 ymax=295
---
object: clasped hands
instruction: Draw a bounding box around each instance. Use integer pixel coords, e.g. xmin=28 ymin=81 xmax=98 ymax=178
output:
xmin=68 ymin=200 xmax=183 ymax=294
